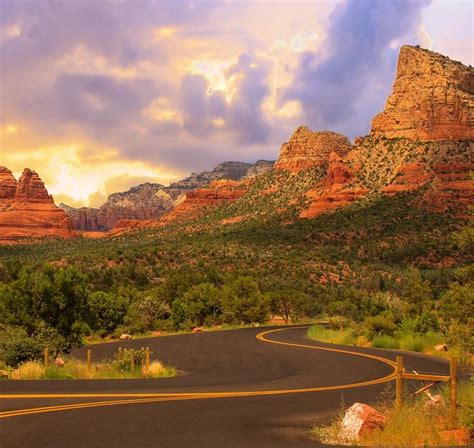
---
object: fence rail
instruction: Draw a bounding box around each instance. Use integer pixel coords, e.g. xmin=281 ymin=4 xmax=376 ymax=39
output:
xmin=395 ymin=355 xmax=457 ymax=427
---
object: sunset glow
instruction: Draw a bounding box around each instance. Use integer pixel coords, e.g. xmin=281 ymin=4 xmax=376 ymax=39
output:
xmin=0 ymin=0 xmax=472 ymax=207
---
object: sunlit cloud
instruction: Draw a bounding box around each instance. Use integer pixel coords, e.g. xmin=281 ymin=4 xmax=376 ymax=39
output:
xmin=0 ymin=0 xmax=470 ymax=208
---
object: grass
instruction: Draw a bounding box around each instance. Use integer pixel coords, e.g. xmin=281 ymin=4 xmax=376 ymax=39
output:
xmin=7 ymin=357 xmax=176 ymax=380
xmin=312 ymin=381 xmax=473 ymax=446
xmin=307 ymin=325 xmax=356 ymax=346
xmin=308 ymin=325 xmax=446 ymax=354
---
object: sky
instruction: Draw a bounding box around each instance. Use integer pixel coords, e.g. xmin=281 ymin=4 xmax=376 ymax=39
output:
xmin=0 ymin=0 xmax=472 ymax=208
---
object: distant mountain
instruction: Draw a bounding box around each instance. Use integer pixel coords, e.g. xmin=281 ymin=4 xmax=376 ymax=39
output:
xmin=60 ymin=160 xmax=274 ymax=231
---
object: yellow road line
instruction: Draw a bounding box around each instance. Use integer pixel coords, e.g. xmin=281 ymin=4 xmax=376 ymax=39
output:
xmin=0 ymin=326 xmax=397 ymax=419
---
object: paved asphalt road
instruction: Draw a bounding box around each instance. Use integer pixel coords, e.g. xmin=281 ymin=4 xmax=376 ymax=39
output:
xmin=0 ymin=326 xmax=449 ymax=447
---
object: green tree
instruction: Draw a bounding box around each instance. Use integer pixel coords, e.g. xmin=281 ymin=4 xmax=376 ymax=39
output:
xmin=268 ymin=289 xmax=309 ymax=324
xmin=221 ymin=277 xmax=270 ymax=324
xmin=88 ymin=291 xmax=129 ymax=334
xmin=401 ymin=268 xmax=433 ymax=316
xmin=172 ymin=283 xmax=221 ymax=329
xmin=0 ymin=265 xmax=90 ymax=349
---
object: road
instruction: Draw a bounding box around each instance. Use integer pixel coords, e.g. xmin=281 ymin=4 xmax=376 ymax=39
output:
xmin=0 ymin=326 xmax=448 ymax=447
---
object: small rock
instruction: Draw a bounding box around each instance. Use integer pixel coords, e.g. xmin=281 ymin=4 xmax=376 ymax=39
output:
xmin=338 ymin=403 xmax=386 ymax=441
xmin=54 ymin=357 xmax=65 ymax=367
xmin=119 ymin=333 xmax=132 ymax=340
xmin=0 ymin=369 xmax=9 ymax=379
xmin=434 ymin=343 xmax=448 ymax=351
xmin=192 ymin=327 xmax=203 ymax=333
xmin=152 ymin=331 xmax=162 ymax=337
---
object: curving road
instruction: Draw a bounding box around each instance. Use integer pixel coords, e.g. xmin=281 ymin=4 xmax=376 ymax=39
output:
xmin=0 ymin=326 xmax=448 ymax=447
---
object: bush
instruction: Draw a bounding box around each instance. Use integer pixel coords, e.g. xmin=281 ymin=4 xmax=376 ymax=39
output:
xmin=142 ymin=361 xmax=165 ymax=378
xmin=113 ymin=348 xmax=146 ymax=372
xmin=361 ymin=312 xmax=398 ymax=338
xmin=11 ymin=361 xmax=44 ymax=379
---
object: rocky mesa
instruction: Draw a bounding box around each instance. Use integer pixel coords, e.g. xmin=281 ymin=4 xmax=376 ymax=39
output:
xmin=274 ymin=127 xmax=352 ymax=172
xmin=0 ymin=167 xmax=75 ymax=243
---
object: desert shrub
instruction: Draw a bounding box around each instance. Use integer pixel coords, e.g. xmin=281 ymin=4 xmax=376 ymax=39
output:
xmin=11 ymin=361 xmax=44 ymax=379
xmin=142 ymin=361 xmax=164 ymax=378
xmin=361 ymin=312 xmax=398 ymax=338
xmin=0 ymin=323 xmax=64 ymax=367
xmin=113 ymin=348 xmax=146 ymax=372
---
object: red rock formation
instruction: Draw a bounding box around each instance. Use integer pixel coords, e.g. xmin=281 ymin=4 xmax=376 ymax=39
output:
xmin=275 ymin=127 xmax=352 ymax=172
xmin=300 ymin=152 xmax=368 ymax=218
xmin=382 ymin=162 xmax=433 ymax=195
xmin=372 ymin=45 xmax=473 ymax=140
xmin=0 ymin=167 xmax=17 ymax=199
xmin=0 ymin=167 xmax=75 ymax=243
xmin=162 ymin=180 xmax=247 ymax=223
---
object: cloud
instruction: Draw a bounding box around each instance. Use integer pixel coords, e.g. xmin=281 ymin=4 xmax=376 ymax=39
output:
xmin=1 ymin=0 xmax=469 ymax=207
xmin=282 ymin=0 xmax=431 ymax=138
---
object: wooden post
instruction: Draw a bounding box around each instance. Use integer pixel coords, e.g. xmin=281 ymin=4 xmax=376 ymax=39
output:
xmin=44 ymin=348 xmax=49 ymax=368
xmin=86 ymin=349 xmax=92 ymax=372
xmin=145 ymin=347 xmax=150 ymax=370
xmin=140 ymin=347 xmax=145 ymax=370
xmin=395 ymin=356 xmax=404 ymax=409
xmin=449 ymin=358 xmax=457 ymax=428
xmin=130 ymin=349 xmax=135 ymax=371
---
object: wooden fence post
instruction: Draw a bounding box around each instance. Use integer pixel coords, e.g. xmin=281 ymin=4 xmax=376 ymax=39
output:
xmin=449 ymin=358 xmax=457 ymax=427
xmin=145 ymin=347 xmax=150 ymax=370
xmin=44 ymin=348 xmax=49 ymax=368
xmin=140 ymin=347 xmax=145 ymax=369
xmin=395 ymin=355 xmax=404 ymax=409
xmin=86 ymin=349 xmax=92 ymax=372
xmin=130 ymin=349 xmax=135 ymax=371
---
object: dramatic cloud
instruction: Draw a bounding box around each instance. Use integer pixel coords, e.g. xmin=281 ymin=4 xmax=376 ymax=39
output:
xmin=0 ymin=0 xmax=470 ymax=206
xmin=282 ymin=0 xmax=432 ymax=137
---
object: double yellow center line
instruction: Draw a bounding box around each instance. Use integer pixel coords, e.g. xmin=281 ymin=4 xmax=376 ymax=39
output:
xmin=0 ymin=326 xmax=396 ymax=419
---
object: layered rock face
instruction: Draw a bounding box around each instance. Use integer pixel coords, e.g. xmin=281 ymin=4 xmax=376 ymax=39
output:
xmin=300 ymin=152 xmax=368 ymax=219
xmin=62 ymin=183 xmax=175 ymax=231
xmin=0 ymin=167 xmax=74 ymax=243
xmin=162 ymin=180 xmax=248 ymax=223
xmin=372 ymin=45 xmax=473 ymax=140
xmin=274 ymin=127 xmax=352 ymax=172
xmin=165 ymin=160 xmax=273 ymax=196
xmin=63 ymin=160 xmax=274 ymax=231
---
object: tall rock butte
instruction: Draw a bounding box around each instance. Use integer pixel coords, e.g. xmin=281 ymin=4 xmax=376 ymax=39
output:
xmin=0 ymin=167 xmax=75 ymax=243
xmin=371 ymin=45 xmax=473 ymax=140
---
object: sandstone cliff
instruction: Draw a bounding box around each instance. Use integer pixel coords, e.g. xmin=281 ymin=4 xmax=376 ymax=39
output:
xmin=371 ymin=45 xmax=473 ymax=140
xmin=274 ymin=127 xmax=352 ymax=172
xmin=0 ymin=167 xmax=75 ymax=243
xmin=61 ymin=183 xmax=175 ymax=231
xmin=62 ymin=160 xmax=274 ymax=231
xmin=299 ymin=46 xmax=473 ymax=219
